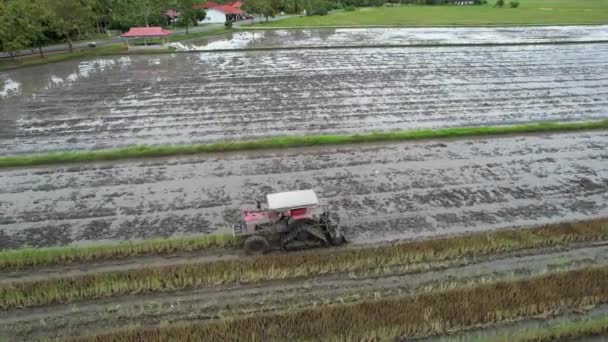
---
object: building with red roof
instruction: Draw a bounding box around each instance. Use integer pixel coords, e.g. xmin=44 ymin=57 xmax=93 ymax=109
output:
xmin=225 ymin=1 xmax=243 ymax=8
xmin=197 ymin=1 xmax=246 ymax=23
xmin=120 ymin=27 xmax=172 ymax=50
xmin=121 ymin=27 xmax=171 ymax=38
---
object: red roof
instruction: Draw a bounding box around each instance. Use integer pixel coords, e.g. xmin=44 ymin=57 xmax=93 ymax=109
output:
xmin=194 ymin=1 xmax=243 ymax=13
xmin=211 ymin=4 xmax=243 ymax=14
xmin=226 ymin=1 xmax=243 ymax=8
xmin=121 ymin=27 xmax=172 ymax=38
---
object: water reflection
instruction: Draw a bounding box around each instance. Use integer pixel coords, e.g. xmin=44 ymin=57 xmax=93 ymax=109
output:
xmin=0 ymin=78 xmax=20 ymax=97
xmin=0 ymin=57 xmax=133 ymax=99
xmin=171 ymin=25 xmax=608 ymax=51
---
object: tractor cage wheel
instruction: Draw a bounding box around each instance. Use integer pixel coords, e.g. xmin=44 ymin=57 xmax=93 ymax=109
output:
xmin=243 ymin=235 xmax=270 ymax=255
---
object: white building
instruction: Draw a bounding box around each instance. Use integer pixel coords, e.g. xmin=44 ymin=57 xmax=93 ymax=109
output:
xmin=199 ymin=3 xmax=243 ymax=24
xmin=202 ymin=8 xmax=229 ymax=23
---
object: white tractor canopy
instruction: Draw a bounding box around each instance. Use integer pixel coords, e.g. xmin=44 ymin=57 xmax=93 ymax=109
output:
xmin=267 ymin=189 xmax=319 ymax=210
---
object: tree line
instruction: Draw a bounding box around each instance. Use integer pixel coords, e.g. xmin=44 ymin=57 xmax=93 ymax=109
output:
xmin=0 ymin=0 xmax=489 ymax=55
xmin=0 ymin=0 xmax=207 ymax=56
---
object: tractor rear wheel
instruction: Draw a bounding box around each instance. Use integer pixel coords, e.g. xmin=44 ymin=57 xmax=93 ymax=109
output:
xmin=244 ymin=235 xmax=269 ymax=255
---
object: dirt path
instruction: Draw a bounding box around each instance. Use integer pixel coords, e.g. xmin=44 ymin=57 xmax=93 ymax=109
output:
xmin=1 ymin=131 xmax=607 ymax=249
xmin=1 ymin=43 xmax=608 ymax=154
xmin=2 ymin=243 xmax=607 ymax=341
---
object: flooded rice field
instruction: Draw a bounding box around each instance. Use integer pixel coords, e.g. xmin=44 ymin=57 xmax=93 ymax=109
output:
xmin=171 ymin=25 xmax=608 ymax=51
xmin=1 ymin=131 xmax=607 ymax=249
xmin=1 ymin=43 xmax=607 ymax=154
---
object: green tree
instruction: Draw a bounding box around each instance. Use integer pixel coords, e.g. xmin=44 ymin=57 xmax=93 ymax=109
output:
xmin=0 ymin=2 xmax=27 ymax=57
xmin=48 ymin=0 xmax=95 ymax=52
xmin=138 ymin=0 xmax=166 ymax=26
xmin=0 ymin=0 xmax=50 ymax=58
xmin=244 ymin=0 xmax=276 ymax=22
xmin=176 ymin=0 xmax=197 ymax=34
xmin=196 ymin=9 xmax=207 ymax=22
xmin=93 ymin=0 xmax=114 ymax=34
xmin=111 ymin=0 xmax=168 ymax=29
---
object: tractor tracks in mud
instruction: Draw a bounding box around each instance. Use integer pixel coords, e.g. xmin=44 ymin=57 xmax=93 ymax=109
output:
xmin=3 ymin=242 xmax=608 ymax=341
xmin=1 ymin=131 xmax=608 ymax=249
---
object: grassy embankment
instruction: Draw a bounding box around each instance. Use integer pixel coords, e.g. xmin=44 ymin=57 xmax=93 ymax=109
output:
xmin=0 ymin=234 xmax=237 ymax=270
xmin=488 ymin=315 xmax=608 ymax=342
xmin=1 ymin=218 xmax=607 ymax=309
xmin=65 ymin=266 xmax=608 ymax=341
xmin=257 ymin=0 xmax=608 ymax=27
xmin=1 ymin=120 xmax=607 ymax=169
xmin=0 ymin=28 xmax=229 ymax=72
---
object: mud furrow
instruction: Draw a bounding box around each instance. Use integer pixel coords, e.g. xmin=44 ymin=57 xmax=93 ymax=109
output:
xmin=1 ymin=44 xmax=608 ymax=154
xmin=0 ymin=132 xmax=607 ymax=248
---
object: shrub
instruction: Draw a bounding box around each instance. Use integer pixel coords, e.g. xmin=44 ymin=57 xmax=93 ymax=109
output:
xmin=344 ymin=5 xmax=356 ymax=11
xmin=224 ymin=20 xmax=232 ymax=28
xmin=509 ymin=0 xmax=519 ymax=7
xmin=494 ymin=0 xmax=504 ymax=7
xmin=306 ymin=0 xmax=332 ymax=16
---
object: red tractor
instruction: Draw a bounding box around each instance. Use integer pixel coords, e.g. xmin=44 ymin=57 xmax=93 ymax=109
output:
xmin=232 ymin=189 xmax=346 ymax=254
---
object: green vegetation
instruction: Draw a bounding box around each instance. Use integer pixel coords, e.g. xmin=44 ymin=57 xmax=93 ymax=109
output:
xmin=490 ymin=315 xmax=608 ymax=342
xmin=256 ymin=0 xmax=608 ymax=27
xmin=0 ymin=28 xmax=230 ymax=72
xmin=0 ymin=234 xmax=237 ymax=271
xmin=1 ymin=218 xmax=607 ymax=309
xmin=1 ymin=120 xmax=607 ymax=168
xmin=67 ymin=266 xmax=608 ymax=341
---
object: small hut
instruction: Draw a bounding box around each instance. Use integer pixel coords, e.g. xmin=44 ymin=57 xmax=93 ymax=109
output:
xmin=121 ymin=27 xmax=172 ymax=50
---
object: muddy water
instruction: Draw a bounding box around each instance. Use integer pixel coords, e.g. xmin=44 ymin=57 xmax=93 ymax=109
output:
xmin=1 ymin=43 xmax=608 ymax=154
xmin=1 ymin=132 xmax=607 ymax=248
xmin=171 ymin=25 xmax=608 ymax=51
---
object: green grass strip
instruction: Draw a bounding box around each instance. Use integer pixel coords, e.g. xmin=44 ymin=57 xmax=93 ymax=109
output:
xmin=504 ymin=315 xmax=608 ymax=342
xmin=1 ymin=218 xmax=608 ymax=310
xmin=66 ymin=266 xmax=608 ymax=341
xmin=0 ymin=234 xmax=237 ymax=271
xmin=2 ymin=120 xmax=607 ymax=169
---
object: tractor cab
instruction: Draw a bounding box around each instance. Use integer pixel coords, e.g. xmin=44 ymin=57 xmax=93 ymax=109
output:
xmin=237 ymin=189 xmax=318 ymax=235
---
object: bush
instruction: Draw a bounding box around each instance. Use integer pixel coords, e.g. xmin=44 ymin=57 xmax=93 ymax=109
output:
xmin=344 ymin=5 xmax=356 ymax=11
xmin=224 ymin=20 xmax=232 ymax=28
xmin=494 ymin=0 xmax=504 ymax=7
xmin=509 ymin=0 xmax=519 ymax=7
xmin=306 ymin=0 xmax=332 ymax=16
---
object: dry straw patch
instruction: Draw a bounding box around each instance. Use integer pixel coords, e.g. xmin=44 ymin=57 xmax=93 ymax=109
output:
xmin=67 ymin=266 xmax=608 ymax=341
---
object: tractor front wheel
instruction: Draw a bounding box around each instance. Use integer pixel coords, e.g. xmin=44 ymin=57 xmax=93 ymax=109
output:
xmin=243 ymin=235 xmax=269 ymax=255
